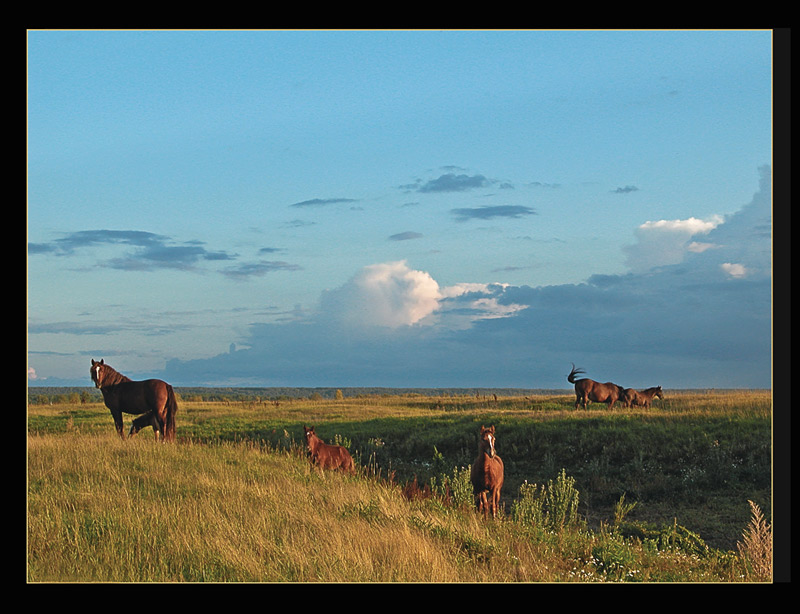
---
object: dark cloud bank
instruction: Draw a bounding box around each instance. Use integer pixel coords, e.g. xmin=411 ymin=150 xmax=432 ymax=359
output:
xmin=166 ymin=167 xmax=772 ymax=389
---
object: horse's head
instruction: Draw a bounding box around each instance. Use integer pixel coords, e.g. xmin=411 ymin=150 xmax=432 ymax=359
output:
xmin=90 ymin=359 xmax=112 ymax=388
xmin=303 ymin=425 xmax=316 ymax=442
xmin=479 ymin=425 xmax=497 ymax=458
xmin=655 ymin=386 xmax=664 ymax=399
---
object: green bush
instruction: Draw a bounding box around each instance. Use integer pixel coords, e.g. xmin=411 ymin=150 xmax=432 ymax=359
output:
xmin=512 ymin=468 xmax=581 ymax=532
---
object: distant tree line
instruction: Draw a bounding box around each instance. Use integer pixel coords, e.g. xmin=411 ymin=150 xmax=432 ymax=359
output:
xmin=27 ymin=386 xmax=570 ymax=405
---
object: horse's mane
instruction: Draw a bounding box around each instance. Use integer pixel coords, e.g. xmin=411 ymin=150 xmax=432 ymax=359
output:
xmin=101 ymin=364 xmax=132 ymax=386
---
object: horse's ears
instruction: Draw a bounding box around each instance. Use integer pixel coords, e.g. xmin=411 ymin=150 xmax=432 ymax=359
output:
xmin=91 ymin=359 xmax=104 ymax=366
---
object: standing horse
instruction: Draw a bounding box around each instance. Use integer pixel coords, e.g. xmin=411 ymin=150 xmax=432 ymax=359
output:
xmin=90 ymin=359 xmax=178 ymax=442
xmin=622 ymin=386 xmax=663 ymax=408
xmin=303 ymin=425 xmax=356 ymax=475
xmin=567 ymin=363 xmax=625 ymax=410
xmin=470 ymin=425 xmax=504 ymax=519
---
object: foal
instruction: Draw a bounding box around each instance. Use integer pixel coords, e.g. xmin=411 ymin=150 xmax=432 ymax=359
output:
xmin=303 ymin=425 xmax=356 ymax=475
xmin=470 ymin=425 xmax=504 ymax=519
xmin=623 ymin=386 xmax=664 ymax=408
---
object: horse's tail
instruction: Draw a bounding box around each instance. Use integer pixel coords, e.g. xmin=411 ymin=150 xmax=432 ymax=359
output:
xmin=567 ymin=363 xmax=585 ymax=384
xmin=164 ymin=384 xmax=178 ymax=442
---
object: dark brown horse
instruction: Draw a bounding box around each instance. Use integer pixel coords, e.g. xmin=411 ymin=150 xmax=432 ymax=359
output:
xmin=303 ymin=425 xmax=356 ymax=475
xmin=567 ymin=363 xmax=625 ymax=410
xmin=622 ymin=386 xmax=664 ymax=408
xmin=470 ymin=425 xmax=504 ymax=519
xmin=90 ymin=359 xmax=178 ymax=441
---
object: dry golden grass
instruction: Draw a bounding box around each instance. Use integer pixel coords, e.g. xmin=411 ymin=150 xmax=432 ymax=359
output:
xmin=28 ymin=389 xmax=771 ymax=583
xmin=27 ymin=431 xmax=540 ymax=582
xmin=737 ymin=500 xmax=772 ymax=582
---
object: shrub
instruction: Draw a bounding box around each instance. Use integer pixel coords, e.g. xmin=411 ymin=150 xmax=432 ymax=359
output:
xmin=430 ymin=465 xmax=472 ymax=510
xmin=512 ymin=468 xmax=581 ymax=532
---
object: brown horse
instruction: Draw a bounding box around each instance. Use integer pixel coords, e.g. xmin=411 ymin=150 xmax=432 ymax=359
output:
xmin=90 ymin=359 xmax=178 ymax=441
xmin=622 ymin=386 xmax=663 ymax=408
xmin=470 ymin=425 xmax=504 ymax=519
xmin=303 ymin=425 xmax=356 ymax=475
xmin=567 ymin=363 xmax=625 ymax=410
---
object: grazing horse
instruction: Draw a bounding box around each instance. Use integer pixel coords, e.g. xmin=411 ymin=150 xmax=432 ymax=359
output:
xmin=90 ymin=359 xmax=178 ymax=441
xmin=303 ymin=425 xmax=356 ymax=475
xmin=470 ymin=425 xmax=504 ymax=519
xmin=622 ymin=386 xmax=664 ymax=408
xmin=567 ymin=363 xmax=625 ymax=410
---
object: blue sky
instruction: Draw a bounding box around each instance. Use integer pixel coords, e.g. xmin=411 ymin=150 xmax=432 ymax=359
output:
xmin=27 ymin=29 xmax=774 ymax=389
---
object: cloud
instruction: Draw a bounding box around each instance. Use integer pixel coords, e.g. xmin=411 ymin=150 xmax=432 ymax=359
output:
xmin=318 ymin=261 xmax=442 ymax=328
xmin=389 ymin=231 xmax=423 ymax=241
xmin=720 ymin=262 xmax=748 ymax=278
xmin=165 ymin=166 xmax=771 ymax=389
xmin=623 ymin=215 xmax=724 ymax=273
xmin=451 ymin=205 xmax=536 ymax=222
xmin=289 ymin=198 xmax=359 ymax=208
xmin=613 ymin=185 xmax=639 ymax=194
xmin=221 ymin=261 xmax=303 ymax=280
xmin=414 ymin=173 xmax=491 ymax=193
xmin=29 ymin=229 xmax=238 ymax=271
xmin=29 ymin=229 xmax=168 ymax=255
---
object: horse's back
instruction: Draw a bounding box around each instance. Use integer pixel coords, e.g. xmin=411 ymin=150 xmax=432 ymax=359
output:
xmin=318 ymin=442 xmax=355 ymax=473
xmin=105 ymin=379 xmax=171 ymax=412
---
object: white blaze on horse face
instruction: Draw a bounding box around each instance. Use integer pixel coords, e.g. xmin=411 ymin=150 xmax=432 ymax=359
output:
xmin=486 ymin=433 xmax=496 ymax=457
xmin=94 ymin=366 xmax=101 ymax=386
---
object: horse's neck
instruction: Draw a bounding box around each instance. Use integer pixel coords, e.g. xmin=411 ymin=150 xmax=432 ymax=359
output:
xmin=105 ymin=370 xmax=132 ymax=386
xmin=308 ymin=435 xmax=322 ymax=452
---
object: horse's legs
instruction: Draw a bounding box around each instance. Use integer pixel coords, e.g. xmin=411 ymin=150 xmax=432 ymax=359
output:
xmin=110 ymin=409 xmax=125 ymax=439
xmin=478 ymin=491 xmax=490 ymax=519
xmin=151 ymin=412 xmax=165 ymax=441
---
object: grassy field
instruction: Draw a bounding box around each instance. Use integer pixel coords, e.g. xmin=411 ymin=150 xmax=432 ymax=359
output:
xmin=27 ymin=390 xmax=772 ymax=583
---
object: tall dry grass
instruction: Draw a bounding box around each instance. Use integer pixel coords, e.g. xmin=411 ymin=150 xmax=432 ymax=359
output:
xmin=736 ymin=500 xmax=772 ymax=582
xmin=27 ymin=431 xmax=542 ymax=582
xmin=28 ymin=390 xmax=771 ymax=583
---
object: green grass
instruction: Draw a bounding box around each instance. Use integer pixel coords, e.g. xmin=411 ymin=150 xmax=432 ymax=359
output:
xmin=27 ymin=390 xmax=771 ymax=582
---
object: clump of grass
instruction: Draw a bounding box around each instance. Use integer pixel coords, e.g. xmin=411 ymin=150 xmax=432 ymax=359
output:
xmin=736 ymin=500 xmax=772 ymax=582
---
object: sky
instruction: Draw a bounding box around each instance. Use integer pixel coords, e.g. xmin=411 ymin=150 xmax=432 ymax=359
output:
xmin=27 ymin=29 xmax=775 ymax=389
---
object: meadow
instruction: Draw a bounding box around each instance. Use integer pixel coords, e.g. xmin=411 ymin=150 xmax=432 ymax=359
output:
xmin=27 ymin=389 xmax=772 ymax=583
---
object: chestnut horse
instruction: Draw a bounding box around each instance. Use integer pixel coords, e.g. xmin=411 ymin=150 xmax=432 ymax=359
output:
xmin=622 ymin=386 xmax=664 ymax=408
xmin=567 ymin=363 xmax=625 ymax=410
xmin=90 ymin=359 xmax=178 ymax=441
xmin=303 ymin=425 xmax=355 ymax=475
xmin=470 ymin=425 xmax=504 ymax=519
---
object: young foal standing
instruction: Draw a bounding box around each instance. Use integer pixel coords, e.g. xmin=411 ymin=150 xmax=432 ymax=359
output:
xmin=622 ymin=386 xmax=664 ymax=408
xmin=303 ymin=425 xmax=356 ymax=475
xmin=470 ymin=425 xmax=504 ymax=519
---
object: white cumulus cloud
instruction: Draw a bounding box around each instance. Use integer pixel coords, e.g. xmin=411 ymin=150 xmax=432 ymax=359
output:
xmin=721 ymin=262 xmax=748 ymax=278
xmin=319 ymin=261 xmax=442 ymax=328
xmin=624 ymin=215 xmax=724 ymax=273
